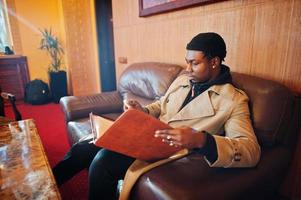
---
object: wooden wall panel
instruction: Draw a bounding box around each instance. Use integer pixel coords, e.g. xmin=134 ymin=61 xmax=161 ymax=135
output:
xmin=61 ymin=0 xmax=100 ymax=95
xmin=250 ymin=1 xmax=291 ymax=80
xmin=283 ymin=0 xmax=301 ymax=93
xmin=112 ymin=0 xmax=301 ymax=94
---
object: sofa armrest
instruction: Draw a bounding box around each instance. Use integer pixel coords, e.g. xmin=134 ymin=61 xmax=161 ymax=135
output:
xmin=60 ymin=91 xmax=123 ymax=122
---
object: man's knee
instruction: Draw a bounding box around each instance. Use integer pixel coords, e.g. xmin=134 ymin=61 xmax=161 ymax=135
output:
xmin=89 ymin=149 xmax=116 ymax=169
xmin=65 ymin=140 xmax=100 ymax=164
xmin=70 ymin=140 xmax=91 ymax=155
xmin=89 ymin=149 xmax=135 ymax=179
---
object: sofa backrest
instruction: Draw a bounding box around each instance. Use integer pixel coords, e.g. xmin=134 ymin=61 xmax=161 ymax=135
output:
xmin=119 ymin=62 xmax=299 ymax=147
xmin=118 ymin=62 xmax=183 ymax=106
xmin=231 ymin=72 xmax=296 ymax=147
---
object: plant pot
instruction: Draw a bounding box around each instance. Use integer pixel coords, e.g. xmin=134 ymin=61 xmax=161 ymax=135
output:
xmin=49 ymin=70 xmax=67 ymax=103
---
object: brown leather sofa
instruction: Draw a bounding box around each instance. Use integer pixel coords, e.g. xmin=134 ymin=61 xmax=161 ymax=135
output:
xmin=60 ymin=62 xmax=301 ymax=200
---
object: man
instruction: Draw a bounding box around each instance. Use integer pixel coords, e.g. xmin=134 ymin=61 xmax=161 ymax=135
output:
xmin=53 ymin=32 xmax=261 ymax=200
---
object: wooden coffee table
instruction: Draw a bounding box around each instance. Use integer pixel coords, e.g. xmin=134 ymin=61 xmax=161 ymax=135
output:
xmin=0 ymin=119 xmax=61 ymax=199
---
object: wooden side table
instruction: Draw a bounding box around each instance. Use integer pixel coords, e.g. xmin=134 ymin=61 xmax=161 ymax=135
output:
xmin=0 ymin=116 xmax=14 ymax=126
xmin=0 ymin=119 xmax=61 ymax=199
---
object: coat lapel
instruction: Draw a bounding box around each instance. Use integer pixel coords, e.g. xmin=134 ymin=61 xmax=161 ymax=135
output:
xmin=168 ymin=85 xmax=191 ymax=116
xmin=163 ymin=77 xmax=191 ymax=118
xmin=169 ymin=89 xmax=215 ymax=122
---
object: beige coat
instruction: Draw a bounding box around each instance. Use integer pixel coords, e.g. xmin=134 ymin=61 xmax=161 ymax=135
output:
xmin=146 ymin=74 xmax=261 ymax=168
xmin=119 ymin=74 xmax=261 ymax=200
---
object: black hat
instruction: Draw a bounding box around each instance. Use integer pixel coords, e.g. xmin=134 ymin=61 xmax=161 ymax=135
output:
xmin=186 ymin=32 xmax=226 ymax=61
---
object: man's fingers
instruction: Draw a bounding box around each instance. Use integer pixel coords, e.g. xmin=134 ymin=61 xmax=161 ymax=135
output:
xmin=154 ymin=130 xmax=168 ymax=138
xmin=155 ymin=129 xmax=178 ymax=135
xmin=161 ymin=138 xmax=182 ymax=147
xmin=155 ymin=131 xmax=181 ymax=143
xmin=124 ymin=100 xmax=138 ymax=110
xmin=123 ymin=100 xmax=131 ymax=107
xmin=125 ymin=100 xmax=141 ymax=108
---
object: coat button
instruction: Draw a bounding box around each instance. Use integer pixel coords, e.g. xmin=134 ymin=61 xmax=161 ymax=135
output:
xmin=234 ymin=152 xmax=241 ymax=161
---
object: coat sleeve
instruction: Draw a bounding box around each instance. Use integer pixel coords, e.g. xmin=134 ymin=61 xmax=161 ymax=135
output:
xmin=207 ymin=94 xmax=261 ymax=168
xmin=145 ymin=100 xmax=161 ymax=118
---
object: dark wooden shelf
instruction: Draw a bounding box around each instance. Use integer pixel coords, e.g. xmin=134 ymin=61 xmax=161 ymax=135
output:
xmin=0 ymin=55 xmax=30 ymax=100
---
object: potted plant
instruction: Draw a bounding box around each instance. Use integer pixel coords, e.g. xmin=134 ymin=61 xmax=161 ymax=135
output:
xmin=39 ymin=28 xmax=67 ymax=103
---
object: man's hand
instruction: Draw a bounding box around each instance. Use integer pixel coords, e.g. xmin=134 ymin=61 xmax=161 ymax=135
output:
xmin=123 ymin=99 xmax=145 ymax=112
xmin=154 ymin=126 xmax=207 ymax=149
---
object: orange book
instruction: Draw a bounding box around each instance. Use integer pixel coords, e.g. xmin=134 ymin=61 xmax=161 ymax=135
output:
xmin=92 ymin=109 xmax=182 ymax=162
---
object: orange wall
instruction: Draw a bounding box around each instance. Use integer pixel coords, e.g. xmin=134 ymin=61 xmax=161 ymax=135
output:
xmin=7 ymin=0 xmax=100 ymax=95
xmin=9 ymin=0 xmax=66 ymax=83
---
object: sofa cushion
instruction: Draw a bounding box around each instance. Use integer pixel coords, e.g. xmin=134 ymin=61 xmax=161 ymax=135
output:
xmin=118 ymin=62 xmax=183 ymax=101
xmin=67 ymin=113 xmax=121 ymax=145
xmin=232 ymin=72 xmax=294 ymax=147
xmin=68 ymin=118 xmax=92 ymax=145
xmin=131 ymin=147 xmax=291 ymax=200
xmin=60 ymin=91 xmax=123 ymax=122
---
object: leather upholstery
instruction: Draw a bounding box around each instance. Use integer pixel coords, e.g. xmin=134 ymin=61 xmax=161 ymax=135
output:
xmin=231 ymin=73 xmax=294 ymax=147
xmin=67 ymin=113 xmax=123 ymax=146
xmin=59 ymin=62 xmax=301 ymax=199
xmin=60 ymin=62 xmax=183 ymax=145
xmin=131 ymin=147 xmax=291 ymax=200
xmin=60 ymin=91 xmax=123 ymax=122
xmin=119 ymin=62 xmax=183 ymax=106
xmin=130 ymin=73 xmax=300 ymax=200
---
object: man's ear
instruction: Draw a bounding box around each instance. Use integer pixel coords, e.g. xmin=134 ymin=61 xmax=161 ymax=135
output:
xmin=211 ymin=56 xmax=221 ymax=67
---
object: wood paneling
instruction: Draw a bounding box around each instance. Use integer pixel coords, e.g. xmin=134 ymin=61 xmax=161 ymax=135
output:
xmin=112 ymin=0 xmax=301 ymax=94
xmin=283 ymin=0 xmax=301 ymax=93
xmin=61 ymin=0 xmax=100 ymax=96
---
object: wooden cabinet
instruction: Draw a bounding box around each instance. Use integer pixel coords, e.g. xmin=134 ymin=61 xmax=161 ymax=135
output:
xmin=0 ymin=56 xmax=30 ymax=100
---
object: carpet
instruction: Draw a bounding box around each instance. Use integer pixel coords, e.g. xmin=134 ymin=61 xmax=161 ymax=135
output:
xmin=5 ymin=102 xmax=88 ymax=199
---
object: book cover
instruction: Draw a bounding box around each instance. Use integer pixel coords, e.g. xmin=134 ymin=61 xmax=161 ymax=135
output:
xmin=90 ymin=113 xmax=114 ymax=140
xmin=79 ymin=113 xmax=114 ymax=142
xmin=93 ymin=109 xmax=182 ymax=162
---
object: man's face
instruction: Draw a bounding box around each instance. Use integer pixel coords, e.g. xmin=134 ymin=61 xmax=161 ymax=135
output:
xmin=185 ymin=50 xmax=214 ymax=83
